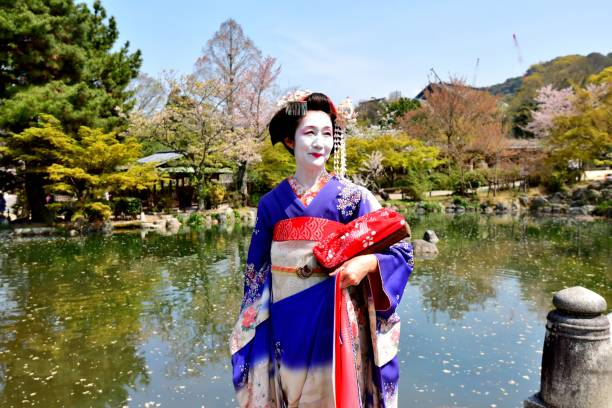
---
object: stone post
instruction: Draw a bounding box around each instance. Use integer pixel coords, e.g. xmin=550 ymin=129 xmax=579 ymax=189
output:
xmin=524 ymin=286 xmax=612 ymax=408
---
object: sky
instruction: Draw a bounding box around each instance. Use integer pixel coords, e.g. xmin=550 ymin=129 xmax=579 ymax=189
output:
xmin=83 ymin=0 xmax=612 ymax=103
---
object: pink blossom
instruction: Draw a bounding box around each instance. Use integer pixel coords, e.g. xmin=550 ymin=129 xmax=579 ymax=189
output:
xmin=525 ymin=85 xmax=574 ymax=138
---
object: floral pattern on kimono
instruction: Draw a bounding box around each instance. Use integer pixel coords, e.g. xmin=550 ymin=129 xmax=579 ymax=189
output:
xmin=230 ymin=175 xmax=413 ymax=408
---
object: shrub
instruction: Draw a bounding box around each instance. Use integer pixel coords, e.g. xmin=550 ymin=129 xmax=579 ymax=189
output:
xmin=209 ymin=183 xmax=225 ymax=206
xmin=448 ymin=170 xmax=486 ymax=194
xmin=248 ymin=192 xmax=262 ymax=207
xmin=186 ymin=212 xmax=205 ymax=227
xmin=83 ymin=202 xmax=112 ymax=222
xmin=544 ymin=172 xmax=567 ymax=193
xmin=429 ymin=172 xmax=453 ymax=190
xmin=396 ymin=171 xmax=429 ymax=201
xmin=112 ymin=197 xmax=142 ymax=218
xmin=155 ymin=195 xmax=174 ymax=212
xmin=452 ymin=196 xmax=469 ymax=208
xmin=464 ymin=171 xmax=487 ymax=189
xmin=197 ymin=182 xmax=226 ymax=209
xmin=593 ymin=200 xmax=612 ymax=217
xmin=421 ymin=201 xmax=443 ymax=213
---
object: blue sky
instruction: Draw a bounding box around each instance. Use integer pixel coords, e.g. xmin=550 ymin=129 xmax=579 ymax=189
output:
xmin=84 ymin=0 xmax=611 ymax=103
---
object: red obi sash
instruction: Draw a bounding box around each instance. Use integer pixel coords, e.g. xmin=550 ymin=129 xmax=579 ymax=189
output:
xmin=273 ymin=217 xmax=344 ymax=242
xmin=273 ymin=209 xmax=410 ymax=257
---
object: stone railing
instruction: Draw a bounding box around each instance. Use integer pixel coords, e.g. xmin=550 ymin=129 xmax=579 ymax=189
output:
xmin=524 ymin=286 xmax=612 ymax=408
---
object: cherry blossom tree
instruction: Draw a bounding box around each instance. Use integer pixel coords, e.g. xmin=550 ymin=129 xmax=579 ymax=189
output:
xmin=195 ymin=20 xmax=280 ymax=202
xmin=129 ymin=74 xmax=231 ymax=209
xmin=523 ymin=85 xmax=575 ymax=138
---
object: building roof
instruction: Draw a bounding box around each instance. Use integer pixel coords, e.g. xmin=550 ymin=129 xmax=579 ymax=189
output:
xmin=507 ymin=139 xmax=541 ymax=149
xmin=136 ymin=152 xmax=233 ymax=175
xmin=414 ymin=82 xmax=481 ymax=100
xmin=137 ymin=152 xmax=183 ymax=165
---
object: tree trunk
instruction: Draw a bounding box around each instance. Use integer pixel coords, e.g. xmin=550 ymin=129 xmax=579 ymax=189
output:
xmin=459 ymin=164 xmax=466 ymax=195
xmin=195 ymin=172 xmax=209 ymax=210
xmin=236 ymin=160 xmax=249 ymax=206
xmin=24 ymin=172 xmax=52 ymax=223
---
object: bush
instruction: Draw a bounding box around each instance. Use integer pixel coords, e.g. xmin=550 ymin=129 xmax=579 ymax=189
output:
xmin=247 ymin=192 xmax=261 ymax=207
xmin=449 ymin=170 xmax=487 ymax=194
xmin=198 ymin=182 xmax=226 ymax=209
xmin=396 ymin=171 xmax=429 ymax=201
xmin=112 ymin=197 xmax=141 ymax=218
xmin=155 ymin=195 xmax=174 ymax=212
xmin=452 ymin=196 xmax=469 ymax=208
xmin=83 ymin=202 xmax=112 ymax=222
xmin=224 ymin=191 xmax=243 ymax=208
xmin=186 ymin=212 xmax=205 ymax=227
xmin=464 ymin=171 xmax=487 ymax=189
xmin=593 ymin=200 xmax=612 ymax=217
xmin=421 ymin=201 xmax=443 ymax=213
xmin=429 ymin=172 xmax=452 ymax=190
xmin=544 ymin=172 xmax=567 ymax=193
xmin=209 ymin=183 xmax=225 ymax=206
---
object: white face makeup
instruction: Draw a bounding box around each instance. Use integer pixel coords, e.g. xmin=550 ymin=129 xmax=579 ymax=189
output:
xmin=290 ymin=110 xmax=333 ymax=173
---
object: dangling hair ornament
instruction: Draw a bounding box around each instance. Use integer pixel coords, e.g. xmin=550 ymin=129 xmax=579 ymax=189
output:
xmin=277 ymin=89 xmax=312 ymax=116
xmin=334 ymin=97 xmax=357 ymax=179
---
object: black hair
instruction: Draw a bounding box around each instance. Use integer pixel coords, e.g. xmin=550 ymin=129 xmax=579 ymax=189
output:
xmin=269 ymin=92 xmax=337 ymax=155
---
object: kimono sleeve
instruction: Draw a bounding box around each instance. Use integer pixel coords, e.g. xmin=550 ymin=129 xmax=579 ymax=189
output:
xmin=229 ymin=199 xmax=274 ymax=388
xmin=358 ymin=189 xmax=414 ymax=316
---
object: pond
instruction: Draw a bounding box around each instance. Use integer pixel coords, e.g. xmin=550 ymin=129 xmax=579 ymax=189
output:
xmin=0 ymin=214 xmax=610 ymax=408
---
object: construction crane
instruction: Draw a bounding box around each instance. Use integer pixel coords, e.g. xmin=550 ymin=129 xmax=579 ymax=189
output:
xmin=429 ymin=68 xmax=442 ymax=83
xmin=512 ymin=33 xmax=523 ymax=65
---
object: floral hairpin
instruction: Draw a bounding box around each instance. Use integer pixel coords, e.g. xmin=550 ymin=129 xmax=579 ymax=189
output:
xmin=333 ymin=97 xmax=357 ymax=179
xmin=277 ymin=89 xmax=312 ymax=116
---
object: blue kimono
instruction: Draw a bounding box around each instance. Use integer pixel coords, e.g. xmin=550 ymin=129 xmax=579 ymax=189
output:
xmin=230 ymin=176 xmax=414 ymax=407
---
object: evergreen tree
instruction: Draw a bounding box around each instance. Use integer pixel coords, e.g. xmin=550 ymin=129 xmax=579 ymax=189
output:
xmin=0 ymin=0 xmax=142 ymax=221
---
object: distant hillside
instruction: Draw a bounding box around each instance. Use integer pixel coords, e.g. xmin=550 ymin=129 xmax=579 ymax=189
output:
xmin=483 ymin=51 xmax=612 ymax=137
xmin=484 ymin=76 xmax=523 ymax=96
xmin=484 ymin=52 xmax=612 ymax=98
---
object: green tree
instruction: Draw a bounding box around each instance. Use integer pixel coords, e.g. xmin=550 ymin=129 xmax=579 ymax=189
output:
xmin=379 ymin=97 xmax=420 ymax=128
xmin=2 ymin=115 xmax=158 ymax=222
xmin=0 ymin=0 xmax=141 ymax=221
xmin=250 ymin=142 xmax=296 ymax=193
xmin=346 ymin=133 xmax=442 ymax=194
xmin=545 ymin=71 xmax=612 ymax=181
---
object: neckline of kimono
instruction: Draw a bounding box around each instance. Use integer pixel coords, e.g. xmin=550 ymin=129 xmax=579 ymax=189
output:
xmin=284 ymin=173 xmax=336 ymax=210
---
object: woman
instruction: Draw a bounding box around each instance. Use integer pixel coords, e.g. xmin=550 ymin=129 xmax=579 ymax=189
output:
xmin=230 ymin=92 xmax=413 ymax=407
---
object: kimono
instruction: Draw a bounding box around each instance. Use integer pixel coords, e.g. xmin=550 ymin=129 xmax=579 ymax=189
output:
xmin=230 ymin=175 xmax=414 ymax=407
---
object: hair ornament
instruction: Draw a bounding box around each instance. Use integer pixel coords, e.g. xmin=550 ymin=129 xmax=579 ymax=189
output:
xmin=333 ymin=97 xmax=357 ymax=179
xmin=277 ymin=89 xmax=312 ymax=116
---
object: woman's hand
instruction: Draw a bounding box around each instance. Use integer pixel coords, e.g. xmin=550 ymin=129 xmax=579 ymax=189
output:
xmin=329 ymin=254 xmax=379 ymax=289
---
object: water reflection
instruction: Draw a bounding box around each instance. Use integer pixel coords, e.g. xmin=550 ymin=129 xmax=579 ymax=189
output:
xmin=410 ymin=214 xmax=611 ymax=317
xmin=0 ymin=229 xmax=248 ymax=407
xmin=0 ymin=216 xmax=609 ymax=407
